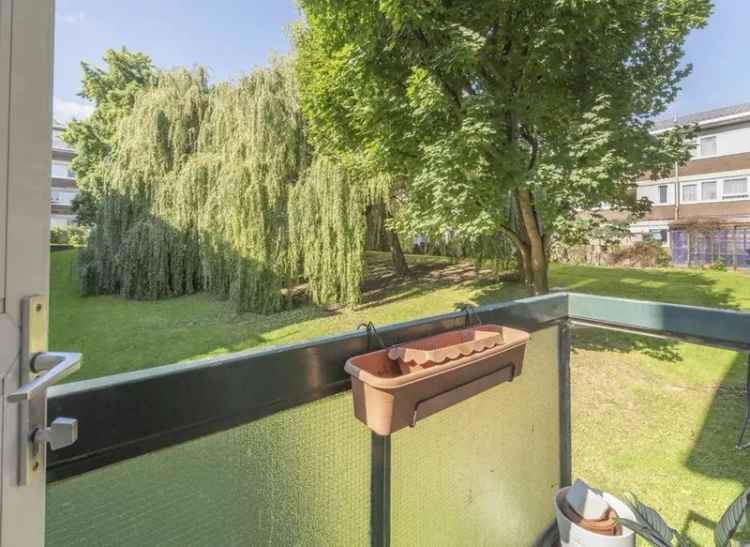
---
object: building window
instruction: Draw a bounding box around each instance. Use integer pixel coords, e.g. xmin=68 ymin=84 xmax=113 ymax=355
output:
xmin=51 ymin=191 xmax=74 ymax=205
xmin=643 ymin=229 xmax=669 ymax=246
xmin=702 ymin=181 xmax=718 ymax=201
xmin=699 ymin=136 xmax=717 ymax=157
xmin=51 ymin=162 xmax=74 ymax=179
xmin=682 ymin=183 xmax=698 ymax=202
xmin=658 ymin=185 xmax=668 ymax=204
xmin=723 ymin=177 xmax=749 ymax=199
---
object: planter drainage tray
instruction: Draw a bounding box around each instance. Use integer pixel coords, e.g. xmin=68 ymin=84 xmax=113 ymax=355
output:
xmin=345 ymin=325 xmax=530 ymax=435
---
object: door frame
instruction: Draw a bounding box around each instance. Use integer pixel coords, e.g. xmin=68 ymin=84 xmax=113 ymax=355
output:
xmin=0 ymin=0 xmax=55 ymax=545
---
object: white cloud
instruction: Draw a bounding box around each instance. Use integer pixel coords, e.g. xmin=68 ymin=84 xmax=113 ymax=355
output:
xmin=58 ymin=11 xmax=87 ymax=24
xmin=53 ymin=97 xmax=94 ymax=124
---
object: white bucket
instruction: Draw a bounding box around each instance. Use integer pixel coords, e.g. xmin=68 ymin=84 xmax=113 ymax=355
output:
xmin=555 ymin=487 xmax=636 ymax=547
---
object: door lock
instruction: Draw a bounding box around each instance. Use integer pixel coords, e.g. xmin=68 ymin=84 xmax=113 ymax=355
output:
xmin=33 ymin=417 xmax=78 ymax=451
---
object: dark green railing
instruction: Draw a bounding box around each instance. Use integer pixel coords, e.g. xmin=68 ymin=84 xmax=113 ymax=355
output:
xmin=46 ymin=293 xmax=750 ymax=546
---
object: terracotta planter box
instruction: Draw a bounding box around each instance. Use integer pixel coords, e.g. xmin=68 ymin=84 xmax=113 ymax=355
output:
xmin=345 ymin=325 xmax=530 ymax=435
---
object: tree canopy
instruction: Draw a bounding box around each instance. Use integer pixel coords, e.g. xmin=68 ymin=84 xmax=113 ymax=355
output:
xmin=80 ymin=59 xmax=386 ymax=313
xmin=296 ymin=0 xmax=712 ymax=293
xmin=62 ymin=48 xmax=156 ymax=225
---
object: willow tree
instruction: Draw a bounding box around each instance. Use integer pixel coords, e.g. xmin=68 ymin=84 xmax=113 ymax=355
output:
xmin=80 ymin=68 xmax=209 ymax=301
xmin=80 ymin=59 xmax=381 ymax=312
xmin=290 ymin=158 xmax=391 ymax=305
xmin=63 ymin=48 xmax=157 ymax=224
xmin=296 ymin=0 xmax=710 ymax=294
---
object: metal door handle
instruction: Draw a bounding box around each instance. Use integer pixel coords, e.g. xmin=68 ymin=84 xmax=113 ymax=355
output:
xmin=10 ymin=297 xmax=84 ymax=485
xmin=7 ymin=352 xmax=82 ymax=403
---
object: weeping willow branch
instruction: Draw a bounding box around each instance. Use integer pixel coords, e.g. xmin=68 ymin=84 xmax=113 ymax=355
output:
xmin=80 ymin=59 xmax=383 ymax=313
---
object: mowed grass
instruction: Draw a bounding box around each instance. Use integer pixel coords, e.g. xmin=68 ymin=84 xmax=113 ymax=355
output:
xmin=50 ymin=250 xmax=750 ymax=544
xmin=49 ymin=250 xmax=527 ymax=381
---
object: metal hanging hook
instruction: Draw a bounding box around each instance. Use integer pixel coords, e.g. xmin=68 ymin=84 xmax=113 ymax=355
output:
xmin=358 ymin=321 xmax=385 ymax=351
xmin=456 ymin=304 xmax=482 ymax=328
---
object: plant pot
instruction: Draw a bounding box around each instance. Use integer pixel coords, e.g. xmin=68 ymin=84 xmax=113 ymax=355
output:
xmin=555 ymin=487 xmax=636 ymax=547
xmin=345 ymin=325 xmax=529 ymax=435
xmin=387 ymin=325 xmax=507 ymax=375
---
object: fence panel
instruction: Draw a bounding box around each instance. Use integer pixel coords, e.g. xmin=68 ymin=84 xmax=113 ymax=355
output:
xmin=671 ymin=228 xmax=750 ymax=267
xmin=390 ymin=326 xmax=561 ymax=546
xmin=47 ymin=392 xmax=371 ymax=547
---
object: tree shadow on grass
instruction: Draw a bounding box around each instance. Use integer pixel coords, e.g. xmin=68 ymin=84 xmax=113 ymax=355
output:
xmin=552 ymin=264 xmax=739 ymax=310
xmin=357 ymin=252 xmax=521 ymax=311
xmin=556 ymin=264 xmax=750 ymax=542
xmin=681 ymin=350 xmax=750 ymax=543
xmin=554 ymin=263 xmax=739 ymax=364
xmin=572 ymin=326 xmax=683 ymax=362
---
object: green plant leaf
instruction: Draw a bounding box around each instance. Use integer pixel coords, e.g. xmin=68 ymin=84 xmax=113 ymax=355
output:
xmin=674 ymin=531 xmax=694 ymax=547
xmin=715 ymin=487 xmax=750 ymax=547
xmin=624 ymin=493 xmax=675 ymax=544
xmin=617 ymin=517 xmax=672 ymax=547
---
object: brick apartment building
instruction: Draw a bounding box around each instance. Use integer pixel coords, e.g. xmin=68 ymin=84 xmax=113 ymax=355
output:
xmin=616 ymin=103 xmax=750 ymax=266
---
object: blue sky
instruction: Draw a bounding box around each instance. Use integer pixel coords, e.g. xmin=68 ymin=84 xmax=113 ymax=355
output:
xmin=53 ymin=0 xmax=299 ymax=121
xmin=54 ymin=0 xmax=748 ymax=123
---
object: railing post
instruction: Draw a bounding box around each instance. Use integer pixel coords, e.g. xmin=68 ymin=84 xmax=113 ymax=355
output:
xmin=371 ymin=433 xmax=391 ymax=547
xmin=558 ymin=320 xmax=572 ymax=488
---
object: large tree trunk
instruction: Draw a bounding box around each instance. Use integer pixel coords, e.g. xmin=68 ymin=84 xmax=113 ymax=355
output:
xmin=389 ymin=230 xmax=409 ymax=276
xmin=517 ymin=244 xmax=532 ymax=290
xmin=515 ymin=189 xmax=549 ymax=295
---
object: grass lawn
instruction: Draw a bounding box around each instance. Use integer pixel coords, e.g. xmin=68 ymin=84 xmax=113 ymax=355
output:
xmin=50 ymin=250 xmax=529 ymax=381
xmin=50 ymin=249 xmax=750 ymax=544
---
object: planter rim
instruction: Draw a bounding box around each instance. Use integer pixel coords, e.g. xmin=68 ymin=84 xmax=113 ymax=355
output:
xmin=387 ymin=325 xmax=505 ymax=367
xmin=556 ymin=486 xmax=636 ymax=541
xmin=345 ymin=326 xmax=529 ymax=389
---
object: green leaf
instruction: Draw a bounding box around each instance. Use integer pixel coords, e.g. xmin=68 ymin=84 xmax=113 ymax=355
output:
xmin=715 ymin=487 xmax=750 ymax=547
xmin=674 ymin=531 xmax=695 ymax=547
xmin=616 ymin=518 xmax=672 ymax=547
xmin=624 ymin=493 xmax=675 ymax=544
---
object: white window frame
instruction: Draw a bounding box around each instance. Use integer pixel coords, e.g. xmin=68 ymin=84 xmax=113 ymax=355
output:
xmin=676 ymin=175 xmax=750 ymax=204
xmin=701 ymin=180 xmax=718 ymax=201
xmin=51 ymin=160 xmax=74 ymax=180
xmin=723 ymin=177 xmax=749 ymax=200
xmin=681 ymin=183 xmax=698 ymax=203
xmin=644 ymin=229 xmax=669 ymax=246
xmin=50 ymin=189 xmax=75 ymax=205
xmin=636 ymin=183 xmax=673 ymax=206
xmin=697 ymin=135 xmax=718 ymax=158
xmin=657 ymin=184 xmax=668 ymax=204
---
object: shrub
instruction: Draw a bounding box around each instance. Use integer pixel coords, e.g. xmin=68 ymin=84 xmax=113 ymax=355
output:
xmin=608 ymin=241 xmax=672 ymax=268
xmin=706 ymin=258 xmax=728 ymax=272
xmin=50 ymin=225 xmax=89 ymax=247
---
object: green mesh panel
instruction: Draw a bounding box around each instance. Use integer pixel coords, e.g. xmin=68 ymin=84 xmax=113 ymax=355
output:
xmin=391 ymin=326 xmax=561 ymax=547
xmin=46 ymin=392 xmax=370 ymax=547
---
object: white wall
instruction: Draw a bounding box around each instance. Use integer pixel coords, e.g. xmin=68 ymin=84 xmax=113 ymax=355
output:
xmin=693 ymin=121 xmax=750 ymax=158
xmin=637 ymin=182 xmax=675 ymax=205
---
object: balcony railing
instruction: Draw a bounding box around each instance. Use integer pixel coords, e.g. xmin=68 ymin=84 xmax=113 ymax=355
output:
xmin=44 ymin=293 xmax=750 ymax=546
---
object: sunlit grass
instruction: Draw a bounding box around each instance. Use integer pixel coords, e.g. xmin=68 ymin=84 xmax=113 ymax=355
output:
xmin=50 ymin=250 xmax=750 ymax=543
xmin=571 ymin=333 xmax=750 ymax=545
xmin=50 ymin=250 xmax=524 ymax=381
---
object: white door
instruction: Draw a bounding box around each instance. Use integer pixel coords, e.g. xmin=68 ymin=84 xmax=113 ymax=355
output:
xmin=0 ymin=1 xmax=73 ymax=545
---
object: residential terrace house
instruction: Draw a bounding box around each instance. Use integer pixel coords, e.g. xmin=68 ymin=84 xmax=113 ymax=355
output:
xmin=50 ymin=122 xmax=79 ymax=228
xmin=629 ymin=102 xmax=750 ymax=267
